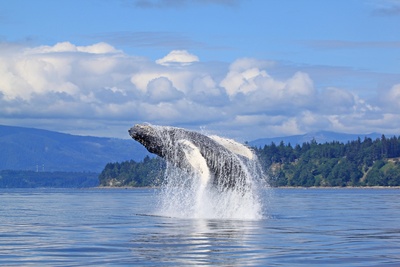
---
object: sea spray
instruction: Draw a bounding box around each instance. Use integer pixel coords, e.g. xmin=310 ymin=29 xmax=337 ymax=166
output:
xmin=152 ymin=129 xmax=267 ymax=220
xmin=129 ymin=123 xmax=268 ymax=220
xmin=157 ymin=162 xmax=266 ymax=219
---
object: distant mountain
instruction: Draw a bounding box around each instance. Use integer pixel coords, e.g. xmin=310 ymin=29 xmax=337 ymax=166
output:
xmin=0 ymin=125 xmax=151 ymax=172
xmin=248 ymin=131 xmax=383 ymax=148
xmin=1 ymin=125 xmax=389 ymax=172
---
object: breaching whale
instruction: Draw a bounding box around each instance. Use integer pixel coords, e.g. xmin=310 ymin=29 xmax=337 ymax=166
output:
xmin=128 ymin=124 xmax=255 ymax=190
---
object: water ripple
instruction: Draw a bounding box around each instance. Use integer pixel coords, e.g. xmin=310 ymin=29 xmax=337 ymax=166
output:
xmin=0 ymin=188 xmax=399 ymax=266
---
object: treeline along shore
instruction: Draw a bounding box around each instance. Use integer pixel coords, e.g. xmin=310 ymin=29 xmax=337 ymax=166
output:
xmin=99 ymin=135 xmax=400 ymax=188
xmin=0 ymin=170 xmax=98 ymax=188
xmin=2 ymin=135 xmax=400 ymax=188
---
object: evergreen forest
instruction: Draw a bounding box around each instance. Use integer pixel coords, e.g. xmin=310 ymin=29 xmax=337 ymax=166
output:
xmin=99 ymin=135 xmax=400 ymax=187
xmin=255 ymin=135 xmax=400 ymax=187
xmin=98 ymin=156 xmax=165 ymax=187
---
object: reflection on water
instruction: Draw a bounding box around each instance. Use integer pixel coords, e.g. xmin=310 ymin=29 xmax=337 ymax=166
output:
xmin=131 ymin=217 xmax=264 ymax=266
xmin=0 ymin=188 xmax=399 ymax=266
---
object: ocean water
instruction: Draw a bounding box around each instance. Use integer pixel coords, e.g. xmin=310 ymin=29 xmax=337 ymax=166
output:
xmin=0 ymin=188 xmax=399 ymax=266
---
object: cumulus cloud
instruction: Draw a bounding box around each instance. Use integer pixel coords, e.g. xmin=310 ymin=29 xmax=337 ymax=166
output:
xmin=0 ymin=42 xmax=128 ymax=101
xmin=0 ymin=41 xmax=399 ymax=139
xmin=146 ymin=77 xmax=184 ymax=103
xmin=221 ymin=66 xmax=268 ymax=97
xmin=386 ymin=84 xmax=400 ymax=103
xmin=380 ymin=83 xmax=400 ymax=112
xmin=155 ymin=50 xmax=199 ymax=66
xmin=318 ymin=87 xmax=355 ymax=114
xmin=26 ymin=42 xmax=120 ymax=54
xmin=189 ymin=75 xmax=228 ymax=106
xmin=220 ymin=58 xmax=279 ymax=97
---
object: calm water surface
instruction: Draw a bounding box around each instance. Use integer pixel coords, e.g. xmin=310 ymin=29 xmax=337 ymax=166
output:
xmin=0 ymin=188 xmax=399 ymax=266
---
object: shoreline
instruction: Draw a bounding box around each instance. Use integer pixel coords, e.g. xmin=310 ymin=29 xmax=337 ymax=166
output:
xmin=93 ymin=186 xmax=160 ymax=190
xmin=94 ymin=185 xmax=400 ymax=190
xmin=274 ymin=186 xmax=400 ymax=189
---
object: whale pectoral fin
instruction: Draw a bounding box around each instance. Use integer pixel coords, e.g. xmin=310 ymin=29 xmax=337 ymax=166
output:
xmin=177 ymin=140 xmax=211 ymax=186
xmin=209 ymin=135 xmax=254 ymax=160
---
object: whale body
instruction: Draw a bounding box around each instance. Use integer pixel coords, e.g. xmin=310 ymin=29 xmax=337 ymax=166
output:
xmin=128 ymin=124 xmax=255 ymax=190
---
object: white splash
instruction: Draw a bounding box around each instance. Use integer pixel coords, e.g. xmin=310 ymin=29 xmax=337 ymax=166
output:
xmin=153 ymin=128 xmax=267 ymax=220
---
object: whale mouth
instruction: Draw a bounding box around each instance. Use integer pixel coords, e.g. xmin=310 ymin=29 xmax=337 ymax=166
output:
xmin=129 ymin=124 xmax=152 ymax=140
xmin=128 ymin=127 xmax=136 ymax=138
xmin=129 ymin=124 xmax=164 ymax=156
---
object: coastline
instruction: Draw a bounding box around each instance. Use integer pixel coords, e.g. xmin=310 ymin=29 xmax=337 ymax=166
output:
xmin=270 ymin=186 xmax=400 ymax=189
xmin=93 ymin=186 xmax=160 ymax=190
xmin=94 ymin=185 xmax=400 ymax=190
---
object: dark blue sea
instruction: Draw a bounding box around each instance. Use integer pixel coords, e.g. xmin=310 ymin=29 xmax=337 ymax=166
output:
xmin=0 ymin=188 xmax=399 ymax=266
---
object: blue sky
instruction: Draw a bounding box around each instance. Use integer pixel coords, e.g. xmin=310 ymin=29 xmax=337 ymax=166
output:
xmin=0 ymin=0 xmax=399 ymax=141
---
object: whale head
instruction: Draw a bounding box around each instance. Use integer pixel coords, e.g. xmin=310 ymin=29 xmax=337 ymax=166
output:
xmin=129 ymin=124 xmax=165 ymax=156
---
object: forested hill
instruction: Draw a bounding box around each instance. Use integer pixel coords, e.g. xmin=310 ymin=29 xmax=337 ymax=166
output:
xmin=99 ymin=135 xmax=400 ymax=187
xmin=255 ymin=135 xmax=400 ymax=187
xmin=249 ymin=131 xmax=382 ymax=148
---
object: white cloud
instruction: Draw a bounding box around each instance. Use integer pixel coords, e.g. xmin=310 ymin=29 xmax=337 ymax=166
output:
xmin=146 ymin=77 xmax=184 ymax=103
xmin=220 ymin=67 xmax=268 ymax=97
xmin=0 ymin=42 xmax=126 ymax=101
xmin=155 ymin=50 xmax=199 ymax=66
xmin=382 ymin=83 xmax=400 ymax=111
xmin=284 ymin=72 xmax=315 ymax=100
xmin=220 ymin=58 xmax=277 ymax=98
xmin=0 ymin=41 xmax=399 ymax=139
xmin=318 ymin=87 xmax=355 ymax=114
xmin=26 ymin=42 xmax=120 ymax=54
xmin=189 ymin=75 xmax=228 ymax=106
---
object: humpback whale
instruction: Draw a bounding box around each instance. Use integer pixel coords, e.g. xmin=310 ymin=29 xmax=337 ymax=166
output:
xmin=128 ymin=124 xmax=255 ymax=190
